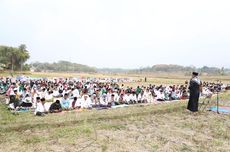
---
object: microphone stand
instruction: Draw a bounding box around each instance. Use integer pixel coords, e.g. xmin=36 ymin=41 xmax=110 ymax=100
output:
xmin=216 ymin=80 xmax=220 ymax=114
xmin=217 ymin=89 xmax=220 ymax=114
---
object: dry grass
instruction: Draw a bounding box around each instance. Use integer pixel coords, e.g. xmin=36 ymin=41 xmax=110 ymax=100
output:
xmin=0 ymin=91 xmax=230 ymax=152
xmin=1 ymin=71 xmax=230 ymax=86
xmin=0 ymin=72 xmax=230 ymax=152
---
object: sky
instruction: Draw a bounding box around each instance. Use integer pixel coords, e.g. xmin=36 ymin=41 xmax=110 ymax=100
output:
xmin=0 ymin=0 xmax=230 ymax=69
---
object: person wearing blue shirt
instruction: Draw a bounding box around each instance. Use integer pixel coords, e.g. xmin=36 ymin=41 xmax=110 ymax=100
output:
xmin=61 ymin=93 xmax=70 ymax=110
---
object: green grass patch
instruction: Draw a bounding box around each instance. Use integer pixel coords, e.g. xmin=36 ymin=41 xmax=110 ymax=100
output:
xmin=0 ymin=104 xmax=16 ymax=124
xmin=151 ymin=144 xmax=159 ymax=152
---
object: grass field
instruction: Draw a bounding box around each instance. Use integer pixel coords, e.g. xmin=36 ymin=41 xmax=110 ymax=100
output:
xmin=0 ymin=72 xmax=230 ymax=152
xmin=1 ymin=71 xmax=230 ymax=86
xmin=0 ymin=92 xmax=230 ymax=152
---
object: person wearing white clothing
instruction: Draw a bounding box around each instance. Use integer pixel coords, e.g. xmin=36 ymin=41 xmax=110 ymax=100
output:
xmin=70 ymin=97 xmax=81 ymax=109
xmin=72 ymin=88 xmax=80 ymax=98
xmin=45 ymin=91 xmax=54 ymax=101
xmin=81 ymin=95 xmax=92 ymax=109
xmin=142 ymin=89 xmax=153 ymax=103
xmin=202 ymin=87 xmax=213 ymax=97
xmin=156 ymin=90 xmax=165 ymax=101
xmin=21 ymin=94 xmax=33 ymax=108
xmin=130 ymin=93 xmax=137 ymax=104
xmin=124 ymin=92 xmax=132 ymax=104
xmin=100 ymin=93 xmax=108 ymax=106
xmin=34 ymin=98 xmax=48 ymax=116
xmin=113 ymin=92 xmax=119 ymax=102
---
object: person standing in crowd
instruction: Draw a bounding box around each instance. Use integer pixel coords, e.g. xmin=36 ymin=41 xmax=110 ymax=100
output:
xmin=187 ymin=72 xmax=202 ymax=113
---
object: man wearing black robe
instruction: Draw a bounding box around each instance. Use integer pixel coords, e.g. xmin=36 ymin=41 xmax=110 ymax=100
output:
xmin=187 ymin=72 xmax=202 ymax=112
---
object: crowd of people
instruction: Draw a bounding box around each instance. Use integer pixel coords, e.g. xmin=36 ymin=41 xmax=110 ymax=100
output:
xmin=0 ymin=76 xmax=228 ymax=116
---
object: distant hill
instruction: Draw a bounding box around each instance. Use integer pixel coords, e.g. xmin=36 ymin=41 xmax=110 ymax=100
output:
xmin=131 ymin=64 xmax=229 ymax=75
xmin=30 ymin=61 xmax=96 ymax=73
xmin=30 ymin=61 xmax=230 ymax=75
xmin=97 ymin=68 xmax=130 ymax=73
xmin=135 ymin=64 xmax=194 ymax=73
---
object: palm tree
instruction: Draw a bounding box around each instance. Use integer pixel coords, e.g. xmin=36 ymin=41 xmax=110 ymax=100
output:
xmin=18 ymin=44 xmax=30 ymax=71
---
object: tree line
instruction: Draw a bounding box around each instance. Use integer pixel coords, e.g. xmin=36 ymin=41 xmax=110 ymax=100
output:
xmin=30 ymin=61 xmax=96 ymax=73
xmin=0 ymin=44 xmax=30 ymax=71
xmin=131 ymin=64 xmax=229 ymax=75
xmin=0 ymin=44 xmax=229 ymax=75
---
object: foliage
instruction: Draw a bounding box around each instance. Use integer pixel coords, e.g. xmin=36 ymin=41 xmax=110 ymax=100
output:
xmin=131 ymin=64 xmax=230 ymax=75
xmin=0 ymin=44 xmax=30 ymax=71
xmin=30 ymin=60 xmax=96 ymax=73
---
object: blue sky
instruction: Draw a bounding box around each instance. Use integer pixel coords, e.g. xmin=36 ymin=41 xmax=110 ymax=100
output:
xmin=0 ymin=0 xmax=229 ymax=69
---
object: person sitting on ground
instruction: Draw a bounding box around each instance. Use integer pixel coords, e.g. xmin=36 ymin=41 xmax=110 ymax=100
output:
xmin=8 ymin=92 xmax=18 ymax=110
xmin=49 ymin=100 xmax=62 ymax=113
xmin=170 ymin=89 xmax=178 ymax=100
xmin=45 ymin=90 xmax=54 ymax=102
xmin=44 ymin=90 xmax=54 ymax=110
xmin=106 ymin=89 xmax=113 ymax=103
xmin=118 ymin=93 xmax=125 ymax=104
xmin=124 ymin=91 xmax=132 ymax=104
xmin=70 ymin=97 xmax=80 ymax=109
xmin=20 ymin=94 xmax=33 ymax=108
xmin=99 ymin=93 xmax=108 ymax=107
xmin=75 ymin=96 xmax=82 ymax=109
xmin=72 ymin=87 xmax=80 ymax=98
xmin=81 ymin=94 xmax=92 ymax=109
xmin=34 ymin=98 xmax=48 ymax=116
xmin=108 ymin=94 xmax=119 ymax=106
xmin=8 ymin=87 xmax=22 ymax=109
xmin=142 ymin=88 xmax=153 ymax=103
xmin=130 ymin=91 xmax=138 ymax=104
xmin=0 ymin=82 xmax=7 ymax=95
xmin=136 ymin=86 xmax=142 ymax=98
xmin=13 ymin=88 xmax=20 ymax=101
xmin=163 ymin=88 xmax=170 ymax=101
xmin=202 ymin=87 xmax=213 ymax=98
xmin=107 ymin=94 xmax=114 ymax=107
xmin=181 ymin=89 xmax=189 ymax=100
xmin=21 ymin=88 xmax=28 ymax=99
xmin=40 ymin=88 xmax=47 ymax=99
xmin=61 ymin=93 xmax=70 ymax=110
xmin=156 ymin=89 xmax=165 ymax=101
xmin=176 ymin=90 xmax=182 ymax=99
xmin=91 ymin=93 xmax=100 ymax=107
xmin=113 ymin=89 xmax=120 ymax=102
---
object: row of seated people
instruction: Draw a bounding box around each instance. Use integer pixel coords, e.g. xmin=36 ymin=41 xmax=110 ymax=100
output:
xmin=3 ymin=77 xmax=223 ymax=116
xmin=7 ymin=88 xmax=188 ymax=116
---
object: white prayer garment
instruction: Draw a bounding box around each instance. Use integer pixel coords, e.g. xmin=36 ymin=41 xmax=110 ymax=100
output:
xmin=81 ymin=95 xmax=92 ymax=108
xmin=34 ymin=102 xmax=47 ymax=115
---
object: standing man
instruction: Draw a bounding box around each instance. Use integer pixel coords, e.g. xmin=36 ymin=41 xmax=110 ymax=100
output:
xmin=187 ymin=72 xmax=202 ymax=113
xmin=144 ymin=77 xmax=147 ymax=82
